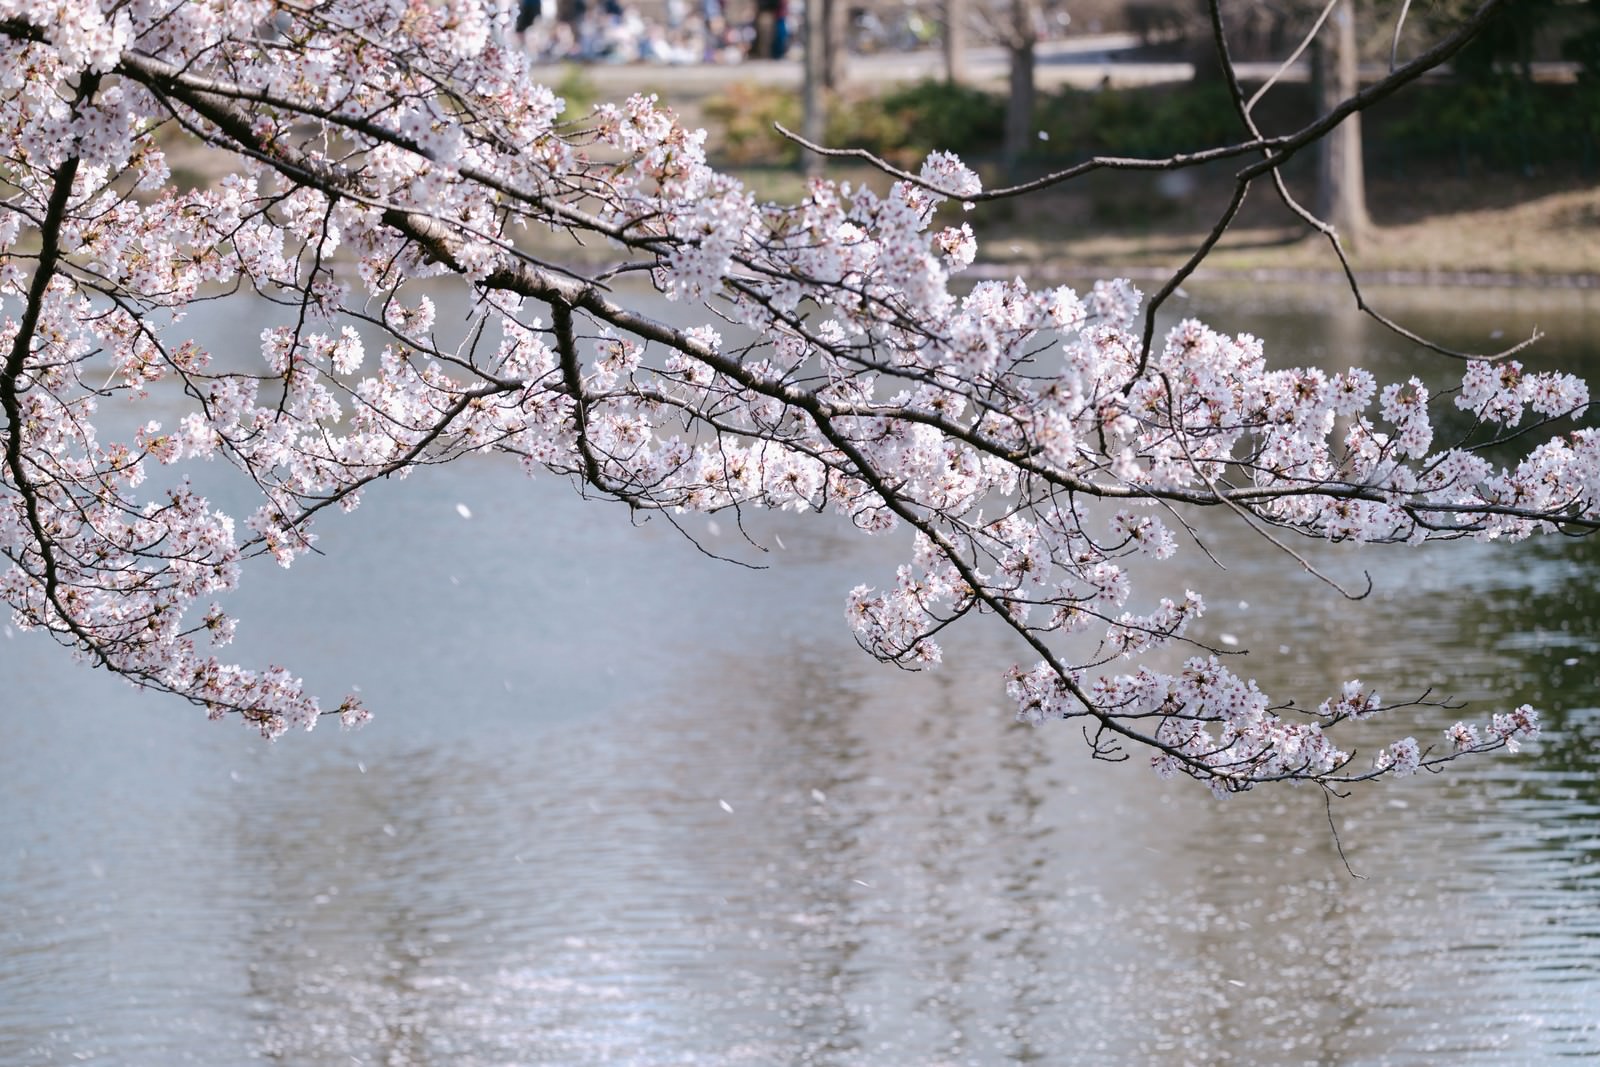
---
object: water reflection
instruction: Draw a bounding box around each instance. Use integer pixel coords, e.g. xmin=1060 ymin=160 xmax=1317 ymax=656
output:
xmin=3 ymin=283 xmax=1600 ymax=1064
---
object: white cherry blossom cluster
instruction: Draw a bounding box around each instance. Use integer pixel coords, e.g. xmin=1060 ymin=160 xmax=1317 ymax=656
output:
xmin=0 ymin=0 xmax=1582 ymax=785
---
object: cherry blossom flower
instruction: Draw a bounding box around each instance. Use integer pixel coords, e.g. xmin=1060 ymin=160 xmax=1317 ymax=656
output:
xmin=0 ymin=0 xmax=1573 ymax=791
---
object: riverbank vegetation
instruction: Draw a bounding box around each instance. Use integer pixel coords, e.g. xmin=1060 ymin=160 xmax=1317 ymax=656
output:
xmin=703 ymin=73 xmax=1600 ymax=282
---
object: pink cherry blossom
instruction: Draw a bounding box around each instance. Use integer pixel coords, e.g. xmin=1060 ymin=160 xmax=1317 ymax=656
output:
xmin=0 ymin=0 xmax=1574 ymax=791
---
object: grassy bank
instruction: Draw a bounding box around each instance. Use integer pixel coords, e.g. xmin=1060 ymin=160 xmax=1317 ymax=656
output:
xmin=720 ymin=161 xmax=1600 ymax=286
xmin=966 ymin=173 xmax=1600 ymax=284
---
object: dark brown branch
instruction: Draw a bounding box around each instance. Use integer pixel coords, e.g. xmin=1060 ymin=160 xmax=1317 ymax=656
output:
xmin=1 ymin=73 xmax=103 ymax=655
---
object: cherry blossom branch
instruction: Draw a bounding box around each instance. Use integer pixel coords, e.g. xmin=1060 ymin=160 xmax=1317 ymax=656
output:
xmin=1 ymin=73 xmax=105 ymax=658
xmin=0 ymin=0 xmax=1560 ymax=783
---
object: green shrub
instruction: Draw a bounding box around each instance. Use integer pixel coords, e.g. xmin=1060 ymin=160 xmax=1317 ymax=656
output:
xmin=1034 ymin=82 xmax=1244 ymax=160
xmin=1377 ymin=79 xmax=1598 ymax=169
xmin=706 ymin=79 xmax=1001 ymax=168
xmin=856 ymin=79 xmax=1006 ymax=162
xmin=703 ymin=75 xmax=1591 ymax=178
xmin=552 ymin=64 xmax=597 ymax=119
xmin=703 ymin=81 xmax=803 ymax=166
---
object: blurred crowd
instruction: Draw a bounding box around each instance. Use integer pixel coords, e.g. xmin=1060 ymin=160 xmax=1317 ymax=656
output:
xmin=512 ymin=0 xmax=1076 ymax=66
xmin=515 ymin=0 xmax=795 ymax=64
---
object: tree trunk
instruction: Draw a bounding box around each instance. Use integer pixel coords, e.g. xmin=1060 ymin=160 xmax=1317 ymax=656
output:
xmin=1187 ymin=0 xmax=1225 ymax=83
xmin=802 ymin=0 xmax=824 ymax=177
xmin=943 ymin=0 xmax=968 ymax=85
xmin=1001 ymin=0 xmax=1037 ymax=177
xmin=1313 ymin=0 xmax=1371 ymax=249
xmin=823 ymin=0 xmax=847 ymax=89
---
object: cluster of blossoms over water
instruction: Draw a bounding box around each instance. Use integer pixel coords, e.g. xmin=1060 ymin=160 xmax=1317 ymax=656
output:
xmin=0 ymin=0 xmax=1567 ymax=790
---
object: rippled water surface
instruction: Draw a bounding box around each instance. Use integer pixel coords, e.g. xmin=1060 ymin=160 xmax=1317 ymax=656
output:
xmin=4 ymin=283 xmax=1600 ymax=1065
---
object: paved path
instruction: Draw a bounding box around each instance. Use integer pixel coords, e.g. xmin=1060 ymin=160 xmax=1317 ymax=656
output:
xmin=531 ymin=36 xmax=1583 ymax=103
xmin=532 ymin=34 xmax=1197 ymax=99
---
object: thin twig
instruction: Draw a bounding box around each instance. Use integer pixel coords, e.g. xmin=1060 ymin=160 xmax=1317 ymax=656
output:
xmin=1325 ymin=787 xmax=1366 ymax=879
xmin=1391 ymin=0 xmax=1415 ymax=72
xmin=1247 ymin=0 xmax=1340 ymax=115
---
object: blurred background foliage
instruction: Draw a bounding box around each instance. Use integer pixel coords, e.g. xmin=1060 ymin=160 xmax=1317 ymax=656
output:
xmin=701 ymin=0 xmax=1600 ymax=175
xmin=705 ymin=76 xmax=1600 ymax=178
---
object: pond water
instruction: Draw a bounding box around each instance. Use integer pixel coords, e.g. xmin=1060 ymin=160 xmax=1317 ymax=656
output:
xmin=3 ymin=281 xmax=1600 ymax=1065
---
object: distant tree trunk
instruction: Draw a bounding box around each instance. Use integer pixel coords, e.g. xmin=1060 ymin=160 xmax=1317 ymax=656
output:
xmin=802 ymin=0 xmax=824 ymax=177
xmin=943 ymin=0 xmax=968 ymax=84
xmin=823 ymin=0 xmax=847 ymax=88
xmin=1187 ymin=0 xmax=1226 ymax=82
xmin=1313 ymin=0 xmax=1371 ymax=248
xmin=1002 ymin=0 xmax=1038 ymax=176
